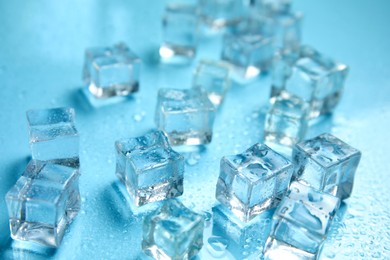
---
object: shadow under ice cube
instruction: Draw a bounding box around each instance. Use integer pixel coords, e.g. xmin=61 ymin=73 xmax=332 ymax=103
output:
xmin=292 ymin=133 xmax=361 ymax=200
xmin=264 ymin=92 xmax=309 ymax=146
xmin=155 ymin=88 xmax=216 ymax=146
xmin=5 ymin=160 xmax=80 ymax=247
xmin=26 ymin=107 xmax=79 ymax=167
xmin=83 ymin=43 xmax=140 ymax=99
xmin=160 ymin=3 xmax=199 ymax=63
xmin=193 ymin=59 xmax=231 ymax=107
xmin=263 ymin=181 xmax=340 ymax=259
xmin=142 ymin=199 xmax=204 ymax=260
xmin=115 ymin=130 xmax=185 ymax=206
xmin=271 ymin=46 xmax=349 ymax=119
xmin=216 ymin=143 xmax=293 ymax=222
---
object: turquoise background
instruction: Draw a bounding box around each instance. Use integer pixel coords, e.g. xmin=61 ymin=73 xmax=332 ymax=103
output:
xmin=0 ymin=0 xmax=389 ymax=259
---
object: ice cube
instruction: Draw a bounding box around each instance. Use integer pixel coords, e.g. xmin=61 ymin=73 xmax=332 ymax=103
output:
xmin=160 ymin=3 xmax=199 ymax=63
xmin=292 ymin=133 xmax=361 ymax=199
xmin=83 ymin=43 xmax=140 ymax=99
xmin=5 ymin=160 xmax=80 ymax=247
xmin=193 ymin=60 xmax=231 ymax=107
xmin=115 ymin=130 xmax=185 ymax=206
xmin=198 ymin=0 xmax=245 ymax=31
xmin=26 ymin=107 xmax=79 ymax=167
xmin=155 ymin=88 xmax=216 ymax=146
xmin=263 ymin=181 xmax=340 ymax=259
xmin=142 ymin=199 xmax=204 ymax=259
xmin=216 ymin=143 xmax=293 ymax=222
xmin=264 ymin=92 xmax=309 ymax=146
xmin=271 ymin=46 xmax=349 ymax=118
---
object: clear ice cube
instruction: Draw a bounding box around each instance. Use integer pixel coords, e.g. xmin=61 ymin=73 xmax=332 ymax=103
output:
xmin=221 ymin=33 xmax=274 ymax=82
xmin=263 ymin=181 xmax=340 ymax=259
xmin=271 ymin=46 xmax=349 ymax=118
xmin=252 ymin=0 xmax=291 ymax=14
xmin=142 ymin=199 xmax=204 ymax=259
xmin=115 ymin=130 xmax=185 ymax=206
xmin=26 ymin=107 xmax=79 ymax=167
xmin=5 ymin=160 xmax=80 ymax=247
xmin=292 ymin=133 xmax=361 ymax=200
xmin=272 ymin=11 xmax=302 ymax=53
xmin=83 ymin=43 xmax=140 ymax=99
xmin=198 ymin=0 xmax=245 ymax=31
xmin=192 ymin=60 xmax=231 ymax=107
xmin=155 ymin=88 xmax=216 ymax=146
xmin=264 ymin=92 xmax=309 ymax=146
xmin=160 ymin=4 xmax=199 ymax=63
xmin=215 ymin=143 xmax=293 ymax=222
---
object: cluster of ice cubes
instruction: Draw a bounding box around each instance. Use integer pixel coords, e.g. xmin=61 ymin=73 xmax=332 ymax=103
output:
xmin=5 ymin=107 xmax=81 ymax=247
xmin=2 ymin=0 xmax=359 ymax=258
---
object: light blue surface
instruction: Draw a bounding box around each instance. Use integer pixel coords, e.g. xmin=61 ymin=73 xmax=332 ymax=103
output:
xmin=0 ymin=0 xmax=390 ymax=259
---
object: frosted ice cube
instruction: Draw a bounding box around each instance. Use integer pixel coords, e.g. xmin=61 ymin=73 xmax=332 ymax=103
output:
xmin=271 ymin=46 xmax=349 ymax=118
xmin=26 ymin=107 xmax=79 ymax=167
xmin=142 ymin=199 xmax=204 ymax=259
xmin=263 ymin=181 xmax=340 ymax=259
xmin=115 ymin=130 xmax=185 ymax=206
xmin=5 ymin=160 xmax=80 ymax=247
xmin=215 ymin=143 xmax=293 ymax=222
xmin=155 ymin=88 xmax=216 ymax=146
xmin=292 ymin=133 xmax=361 ymax=200
xmin=193 ymin=60 xmax=231 ymax=107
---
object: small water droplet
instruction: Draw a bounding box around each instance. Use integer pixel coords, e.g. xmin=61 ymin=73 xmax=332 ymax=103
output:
xmin=186 ymin=152 xmax=200 ymax=166
xmin=133 ymin=113 xmax=144 ymax=122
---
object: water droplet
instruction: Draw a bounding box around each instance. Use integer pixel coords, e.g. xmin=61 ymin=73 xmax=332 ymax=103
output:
xmin=207 ymin=236 xmax=228 ymax=258
xmin=133 ymin=111 xmax=146 ymax=122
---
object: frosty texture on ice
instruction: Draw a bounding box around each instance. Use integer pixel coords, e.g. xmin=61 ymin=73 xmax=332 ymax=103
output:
xmin=155 ymin=88 xmax=216 ymax=146
xmin=198 ymin=0 xmax=244 ymax=30
xmin=271 ymin=46 xmax=349 ymax=118
xmin=263 ymin=181 xmax=340 ymax=259
xmin=221 ymin=33 xmax=274 ymax=81
xmin=264 ymin=92 xmax=309 ymax=146
xmin=142 ymin=199 xmax=204 ymax=260
xmin=26 ymin=107 xmax=79 ymax=167
xmin=160 ymin=3 xmax=199 ymax=63
xmin=115 ymin=130 xmax=184 ymax=206
xmin=5 ymin=160 xmax=80 ymax=247
xmin=292 ymin=133 xmax=361 ymax=200
xmin=215 ymin=143 xmax=293 ymax=222
xmin=83 ymin=42 xmax=140 ymax=99
xmin=193 ymin=60 xmax=231 ymax=106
